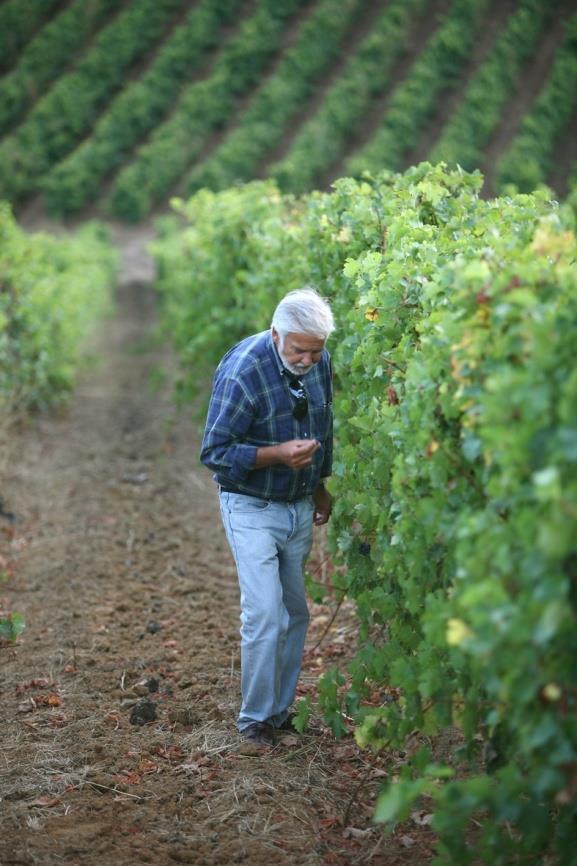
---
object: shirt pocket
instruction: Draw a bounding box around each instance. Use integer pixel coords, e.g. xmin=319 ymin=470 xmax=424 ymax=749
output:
xmin=308 ymin=400 xmax=332 ymax=442
xmin=251 ymin=406 xmax=294 ymax=445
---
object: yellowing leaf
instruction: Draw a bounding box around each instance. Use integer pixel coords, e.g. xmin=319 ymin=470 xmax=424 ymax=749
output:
xmin=426 ymin=440 xmax=440 ymax=456
xmin=542 ymin=683 xmax=562 ymax=702
xmin=530 ymin=224 xmax=575 ymax=258
xmin=446 ymin=618 xmax=472 ymax=646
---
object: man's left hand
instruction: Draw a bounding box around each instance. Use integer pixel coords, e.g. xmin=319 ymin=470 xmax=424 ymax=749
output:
xmin=313 ymin=485 xmax=332 ymax=526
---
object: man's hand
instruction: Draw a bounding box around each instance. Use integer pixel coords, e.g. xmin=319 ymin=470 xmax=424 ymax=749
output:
xmin=276 ymin=439 xmax=320 ymax=469
xmin=313 ymin=484 xmax=332 ymax=526
xmin=255 ymin=439 xmax=320 ymax=470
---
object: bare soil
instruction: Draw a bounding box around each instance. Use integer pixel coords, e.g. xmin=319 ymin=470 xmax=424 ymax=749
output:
xmin=0 ymin=246 xmax=435 ymax=865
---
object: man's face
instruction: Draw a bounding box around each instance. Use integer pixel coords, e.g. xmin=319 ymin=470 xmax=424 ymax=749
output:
xmin=272 ymin=328 xmax=325 ymax=376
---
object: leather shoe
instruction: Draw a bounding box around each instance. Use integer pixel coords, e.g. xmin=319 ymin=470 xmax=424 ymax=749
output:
xmin=241 ymin=722 xmax=275 ymax=746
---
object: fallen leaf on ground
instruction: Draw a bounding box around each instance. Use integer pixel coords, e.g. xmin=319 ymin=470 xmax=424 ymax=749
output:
xmin=28 ymin=796 xmax=61 ymax=808
xmin=343 ymin=826 xmax=374 ymax=839
xmin=115 ymin=772 xmax=141 ymax=785
xmin=411 ymin=809 xmax=434 ymax=826
xmin=15 ymin=678 xmax=52 ymax=695
xmin=137 ymin=758 xmax=159 ymax=774
xmin=319 ymin=816 xmax=341 ymax=829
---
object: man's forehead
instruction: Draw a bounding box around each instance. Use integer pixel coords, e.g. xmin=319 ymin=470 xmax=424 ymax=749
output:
xmin=286 ymin=332 xmax=325 ymax=350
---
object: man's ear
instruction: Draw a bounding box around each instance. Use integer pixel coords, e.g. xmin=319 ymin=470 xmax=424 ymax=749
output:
xmin=271 ymin=327 xmax=279 ymax=345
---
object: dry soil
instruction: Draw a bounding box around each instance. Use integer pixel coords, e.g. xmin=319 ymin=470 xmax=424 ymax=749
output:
xmin=0 ymin=244 xmax=435 ymax=866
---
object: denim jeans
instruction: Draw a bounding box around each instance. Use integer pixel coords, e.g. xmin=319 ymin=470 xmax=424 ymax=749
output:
xmin=219 ymin=491 xmax=314 ymax=731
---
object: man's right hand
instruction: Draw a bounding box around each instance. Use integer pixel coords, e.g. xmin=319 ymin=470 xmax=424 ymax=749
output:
xmin=276 ymin=439 xmax=320 ymax=469
xmin=255 ymin=439 xmax=320 ymax=470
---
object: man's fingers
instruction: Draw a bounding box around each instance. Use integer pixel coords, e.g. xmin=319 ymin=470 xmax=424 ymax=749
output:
xmin=293 ymin=457 xmax=314 ymax=469
xmin=294 ymin=439 xmax=319 ymax=453
xmin=280 ymin=439 xmax=320 ymax=469
xmin=293 ymin=456 xmax=314 ymax=468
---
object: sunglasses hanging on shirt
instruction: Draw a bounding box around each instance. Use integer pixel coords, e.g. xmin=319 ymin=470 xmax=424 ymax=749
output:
xmin=288 ymin=377 xmax=308 ymax=420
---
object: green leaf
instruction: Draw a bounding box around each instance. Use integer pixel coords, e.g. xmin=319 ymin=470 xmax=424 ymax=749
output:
xmin=292 ymin=696 xmax=312 ymax=733
xmin=0 ymin=612 xmax=26 ymax=642
xmin=374 ymin=779 xmax=426 ymax=824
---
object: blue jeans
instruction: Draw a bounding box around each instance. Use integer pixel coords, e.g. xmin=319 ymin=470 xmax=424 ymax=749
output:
xmin=219 ymin=491 xmax=314 ymax=731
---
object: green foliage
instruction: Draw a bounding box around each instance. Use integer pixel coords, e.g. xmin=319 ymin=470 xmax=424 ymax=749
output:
xmin=185 ymin=0 xmax=371 ymax=194
xmin=565 ymin=172 xmax=577 ymax=223
xmin=0 ymin=0 xmax=183 ymax=204
xmin=0 ymin=203 xmax=117 ymax=412
xmin=151 ymin=183 xmax=289 ymax=400
xmin=344 ymin=0 xmax=491 ymax=177
xmin=318 ymin=667 xmax=348 ymax=738
xmin=270 ymin=0 xmax=427 ymax=193
xmin=304 ymin=571 xmax=328 ymax=604
xmin=0 ymin=0 xmax=118 ymax=135
xmin=430 ymin=0 xmax=556 ymax=172
xmin=106 ymin=0 xmax=309 ymax=222
xmin=41 ymin=0 xmax=245 ymax=217
xmin=496 ymin=15 xmax=577 ymax=192
xmin=0 ymin=0 xmax=573 ymax=215
xmin=152 ymin=163 xmax=577 ymax=863
xmin=292 ymin=696 xmax=313 ymax=733
xmin=0 ymin=612 xmax=25 ymax=643
xmin=0 ymin=0 xmax=62 ymax=73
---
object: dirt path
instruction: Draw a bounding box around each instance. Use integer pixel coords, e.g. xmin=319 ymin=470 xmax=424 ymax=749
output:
xmin=0 ymin=244 xmax=433 ymax=865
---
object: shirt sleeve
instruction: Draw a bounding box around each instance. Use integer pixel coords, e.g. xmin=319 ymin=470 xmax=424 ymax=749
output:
xmin=321 ymin=356 xmax=333 ymax=478
xmin=200 ymin=372 xmax=258 ymax=482
xmin=321 ymin=408 xmax=333 ymax=478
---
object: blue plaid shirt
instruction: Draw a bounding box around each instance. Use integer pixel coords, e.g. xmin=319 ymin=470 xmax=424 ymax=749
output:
xmin=200 ymin=330 xmax=333 ymax=501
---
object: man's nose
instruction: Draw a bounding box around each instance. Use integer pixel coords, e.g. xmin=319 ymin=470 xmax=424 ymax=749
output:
xmin=301 ymin=353 xmax=313 ymax=365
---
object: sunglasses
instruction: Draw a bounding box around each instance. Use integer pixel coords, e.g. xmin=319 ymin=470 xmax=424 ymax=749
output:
xmin=288 ymin=377 xmax=308 ymax=420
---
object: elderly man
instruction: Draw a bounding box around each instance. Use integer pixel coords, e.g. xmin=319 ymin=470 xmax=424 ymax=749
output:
xmin=200 ymin=288 xmax=334 ymax=746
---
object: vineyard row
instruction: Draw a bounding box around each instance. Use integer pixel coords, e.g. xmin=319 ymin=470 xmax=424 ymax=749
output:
xmin=0 ymin=0 xmax=575 ymax=218
xmin=151 ymin=164 xmax=577 ymax=865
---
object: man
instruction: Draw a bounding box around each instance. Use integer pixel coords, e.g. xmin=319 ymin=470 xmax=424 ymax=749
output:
xmin=200 ymin=288 xmax=334 ymax=746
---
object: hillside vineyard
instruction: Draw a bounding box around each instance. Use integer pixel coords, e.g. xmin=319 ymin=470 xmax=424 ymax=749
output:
xmin=0 ymin=0 xmax=576 ymax=221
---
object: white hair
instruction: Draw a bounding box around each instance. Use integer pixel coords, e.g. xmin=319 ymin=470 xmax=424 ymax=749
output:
xmin=271 ymin=288 xmax=335 ymax=340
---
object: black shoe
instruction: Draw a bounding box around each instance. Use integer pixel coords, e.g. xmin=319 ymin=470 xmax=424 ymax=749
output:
xmin=241 ymin=722 xmax=275 ymax=746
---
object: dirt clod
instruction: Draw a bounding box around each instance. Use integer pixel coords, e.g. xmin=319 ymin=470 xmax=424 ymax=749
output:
xmin=129 ymin=699 xmax=157 ymax=726
xmin=146 ymin=620 xmax=162 ymax=634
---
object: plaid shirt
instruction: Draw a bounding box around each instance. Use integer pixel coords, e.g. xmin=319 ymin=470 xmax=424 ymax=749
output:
xmin=200 ymin=330 xmax=333 ymax=501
